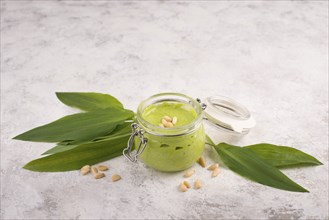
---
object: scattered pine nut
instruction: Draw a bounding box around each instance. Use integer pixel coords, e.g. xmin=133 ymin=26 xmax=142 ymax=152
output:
xmin=159 ymin=123 xmax=165 ymax=128
xmin=94 ymin=172 xmax=105 ymax=179
xmin=207 ymin=163 xmax=219 ymax=171
xmin=91 ymin=166 xmax=98 ymax=175
xmin=179 ymin=183 xmax=188 ymax=192
xmin=81 ymin=169 xmax=90 ymax=175
xmin=212 ymin=167 xmax=220 ymax=177
xmin=80 ymin=165 xmax=90 ymax=175
xmin=164 ymin=116 xmax=172 ymax=122
xmin=184 ymin=169 xmax=195 ymax=178
xmin=97 ymin=165 xmax=109 ymax=171
xmin=198 ymin=156 xmax=207 ymax=168
xmin=172 ymin=116 xmax=177 ymax=125
xmin=194 ymin=179 xmax=202 ymax=189
xmin=183 ymin=180 xmax=191 ymax=188
xmin=112 ymin=174 xmax=121 ymax=182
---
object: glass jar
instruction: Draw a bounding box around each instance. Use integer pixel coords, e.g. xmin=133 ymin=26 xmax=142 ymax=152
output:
xmin=123 ymin=93 xmax=255 ymax=172
xmin=123 ymin=93 xmax=205 ymax=172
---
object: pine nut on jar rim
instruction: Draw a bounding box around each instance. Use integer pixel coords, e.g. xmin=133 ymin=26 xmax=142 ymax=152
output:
xmin=123 ymin=92 xmax=256 ymax=172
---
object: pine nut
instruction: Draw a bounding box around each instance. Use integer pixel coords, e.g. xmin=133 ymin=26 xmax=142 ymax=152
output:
xmin=194 ymin=179 xmax=202 ymax=189
xmin=94 ymin=172 xmax=105 ymax=179
xmin=165 ymin=122 xmax=174 ymax=127
xmin=162 ymin=120 xmax=174 ymax=128
xmin=183 ymin=180 xmax=191 ymax=188
xmin=207 ymin=163 xmax=219 ymax=171
xmin=80 ymin=165 xmax=90 ymax=175
xmin=112 ymin=174 xmax=121 ymax=182
xmin=91 ymin=166 xmax=98 ymax=175
xmin=212 ymin=167 xmax=220 ymax=177
xmin=164 ymin=116 xmax=172 ymax=122
xmin=81 ymin=169 xmax=90 ymax=175
xmin=179 ymin=183 xmax=188 ymax=192
xmin=97 ymin=165 xmax=109 ymax=171
xmin=159 ymin=123 xmax=165 ymax=128
xmin=198 ymin=156 xmax=207 ymax=168
xmin=172 ymin=116 xmax=177 ymax=125
xmin=184 ymin=169 xmax=195 ymax=178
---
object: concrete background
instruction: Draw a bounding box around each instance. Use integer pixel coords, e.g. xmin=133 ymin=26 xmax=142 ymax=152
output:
xmin=1 ymin=1 xmax=328 ymax=219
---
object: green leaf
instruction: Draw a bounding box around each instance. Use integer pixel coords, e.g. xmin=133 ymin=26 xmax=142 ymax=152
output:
xmin=56 ymin=92 xmax=124 ymax=111
xmin=91 ymin=121 xmax=132 ymax=141
xmin=42 ymin=144 xmax=78 ymax=155
xmin=57 ymin=120 xmax=133 ymax=146
xmin=245 ymin=144 xmax=323 ymax=168
xmin=42 ymin=122 xmax=133 ymax=155
xmin=24 ymin=133 xmax=131 ymax=172
xmin=205 ymin=134 xmax=215 ymax=146
xmin=205 ymin=136 xmax=322 ymax=168
xmin=13 ymin=108 xmax=134 ymax=143
xmin=214 ymin=143 xmax=309 ymax=192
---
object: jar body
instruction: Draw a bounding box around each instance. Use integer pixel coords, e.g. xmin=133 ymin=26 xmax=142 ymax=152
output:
xmin=135 ymin=93 xmax=205 ymax=172
xmin=137 ymin=125 xmax=205 ymax=172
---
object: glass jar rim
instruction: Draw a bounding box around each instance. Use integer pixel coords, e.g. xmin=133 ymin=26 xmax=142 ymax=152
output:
xmin=136 ymin=92 xmax=203 ymax=136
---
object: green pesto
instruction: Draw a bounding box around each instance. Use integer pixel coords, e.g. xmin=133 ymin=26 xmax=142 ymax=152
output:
xmin=138 ymin=101 xmax=205 ymax=172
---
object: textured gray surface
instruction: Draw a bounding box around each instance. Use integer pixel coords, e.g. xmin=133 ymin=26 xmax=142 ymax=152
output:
xmin=1 ymin=1 xmax=328 ymax=219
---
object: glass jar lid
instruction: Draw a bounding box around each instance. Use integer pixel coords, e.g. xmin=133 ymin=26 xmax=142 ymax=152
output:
xmin=202 ymin=96 xmax=256 ymax=135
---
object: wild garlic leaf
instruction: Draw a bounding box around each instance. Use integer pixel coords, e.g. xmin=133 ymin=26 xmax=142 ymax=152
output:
xmin=24 ymin=133 xmax=131 ymax=172
xmin=245 ymin=144 xmax=322 ymax=168
xmin=43 ymin=122 xmax=133 ymax=155
xmin=55 ymin=121 xmax=133 ymax=146
xmin=56 ymin=92 xmax=124 ymax=111
xmin=42 ymin=144 xmax=78 ymax=155
xmin=13 ymin=108 xmax=134 ymax=143
xmin=214 ymin=143 xmax=309 ymax=192
xmin=205 ymin=136 xmax=322 ymax=168
xmin=205 ymin=134 xmax=215 ymax=146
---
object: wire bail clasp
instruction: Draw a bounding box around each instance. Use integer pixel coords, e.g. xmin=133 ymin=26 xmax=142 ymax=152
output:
xmin=123 ymin=123 xmax=148 ymax=163
xmin=196 ymin=98 xmax=207 ymax=110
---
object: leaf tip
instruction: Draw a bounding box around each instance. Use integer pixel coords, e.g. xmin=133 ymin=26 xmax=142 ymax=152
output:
xmin=23 ymin=163 xmax=34 ymax=171
xmin=300 ymin=188 xmax=310 ymax=193
xmin=12 ymin=132 xmax=33 ymax=141
xmin=12 ymin=134 xmax=24 ymax=141
xmin=315 ymin=159 xmax=323 ymax=166
xmin=293 ymin=184 xmax=309 ymax=193
xmin=55 ymin=92 xmax=64 ymax=99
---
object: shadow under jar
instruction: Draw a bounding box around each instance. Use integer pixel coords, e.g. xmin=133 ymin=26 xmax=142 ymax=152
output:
xmin=124 ymin=93 xmax=205 ymax=172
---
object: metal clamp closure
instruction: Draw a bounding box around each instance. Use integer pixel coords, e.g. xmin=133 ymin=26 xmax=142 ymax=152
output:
xmin=196 ymin=98 xmax=207 ymax=110
xmin=123 ymin=123 xmax=148 ymax=163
